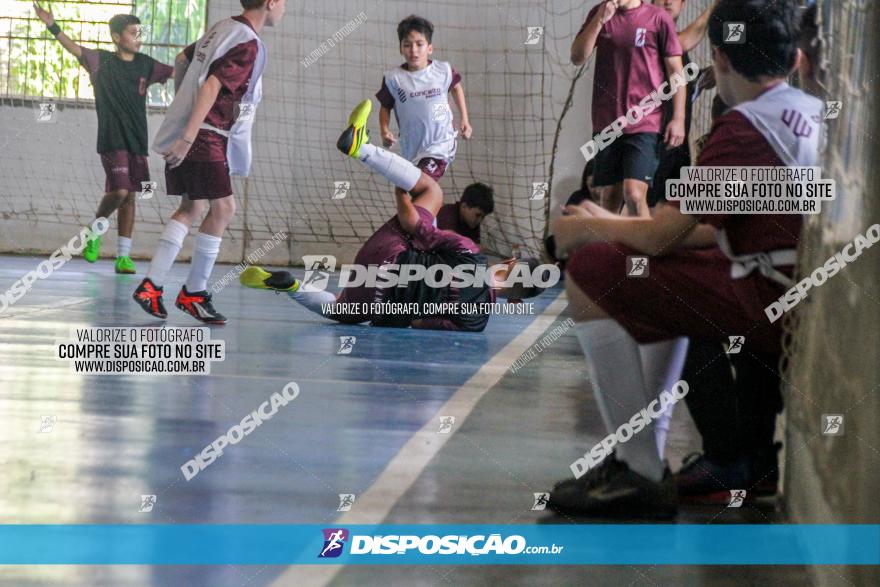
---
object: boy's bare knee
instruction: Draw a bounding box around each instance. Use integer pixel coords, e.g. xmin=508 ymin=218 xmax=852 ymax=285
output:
xmin=210 ymin=197 xmax=236 ymax=220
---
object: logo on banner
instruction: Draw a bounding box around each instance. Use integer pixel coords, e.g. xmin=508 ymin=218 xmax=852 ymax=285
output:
xmin=318 ymin=528 xmax=349 ymax=558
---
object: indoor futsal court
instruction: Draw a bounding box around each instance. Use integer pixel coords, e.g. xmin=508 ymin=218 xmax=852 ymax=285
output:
xmin=1 ymin=0 xmax=878 ymax=586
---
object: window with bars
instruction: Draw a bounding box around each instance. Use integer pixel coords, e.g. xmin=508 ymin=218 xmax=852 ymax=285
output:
xmin=0 ymin=0 xmax=206 ymax=106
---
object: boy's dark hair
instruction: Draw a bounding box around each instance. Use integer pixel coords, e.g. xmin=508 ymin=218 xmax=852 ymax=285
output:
xmin=398 ymin=15 xmax=434 ymax=44
xmin=461 ymin=182 xmax=495 ymax=214
xmin=240 ymin=0 xmax=269 ymax=9
xmin=708 ymin=0 xmax=800 ymax=81
xmin=566 ymin=188 xmax=594 ymax=207
xmin=580 ymin=159 xmax=595 ymax=192
xmin=109 ymin=14 xmax=141 ymax=37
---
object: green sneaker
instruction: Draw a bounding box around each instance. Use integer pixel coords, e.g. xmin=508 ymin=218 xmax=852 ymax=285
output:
xmin=336 ymin=99 xmax=372 ymax=158
xmin=115 ymin=255 xmax=136 ymax=274
xmin=240 ymin=266 xmax=300 ymax=292
xmin=83 ymin=235 xmax=101 ymax=263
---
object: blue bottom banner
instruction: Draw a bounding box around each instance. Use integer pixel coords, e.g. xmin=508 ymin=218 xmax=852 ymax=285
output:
xmin=1 ymin=524 xmax=878 ymax=565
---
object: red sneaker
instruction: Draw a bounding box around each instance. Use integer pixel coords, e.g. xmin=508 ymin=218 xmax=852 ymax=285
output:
xmin=175 ymin=286 xmax=227 ymax=324
xmin=132 ymin=278 xmax=168 ymax=319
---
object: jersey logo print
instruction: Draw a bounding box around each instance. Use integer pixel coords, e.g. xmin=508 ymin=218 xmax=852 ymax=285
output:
xmin=781 ymin=109 xmax=814 ymax=138
xmin=635 ymin=28 xmax=647 ymax=48
xmin=397 ymin=88 xmax=407 ymax=103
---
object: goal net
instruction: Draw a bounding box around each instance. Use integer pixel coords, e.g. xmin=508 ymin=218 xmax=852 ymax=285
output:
xmin=0 ymin=0 xmax=599 ymax=265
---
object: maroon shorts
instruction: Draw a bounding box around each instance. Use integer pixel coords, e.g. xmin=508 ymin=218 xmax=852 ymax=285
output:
xmin=165 ymin=160 xmax=233 ymax=200
xmin=417 ymin=157 xmax=449 ymax=182
xmin=165 ymin=129 xmax=233 ymax=200
xmin=566 ymin=242 xmax=789 ymax=354
xmin=100 ymin=151 xmax=150 ymax=193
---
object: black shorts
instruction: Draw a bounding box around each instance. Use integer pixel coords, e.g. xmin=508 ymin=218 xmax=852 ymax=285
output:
xmin=592 ymin=132 xmax=661 ymax=187
xmin=372 ymin=248 xmax=493 ymax=332
xmin=647 ymin=143 xmax=691 ymax=207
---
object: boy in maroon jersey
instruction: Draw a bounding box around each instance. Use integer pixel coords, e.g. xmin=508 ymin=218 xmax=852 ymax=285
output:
xmin=572 ymin=0 xmax=686 ymax=217
xmin=33 ymin=3 xmax=174 ymax=274
xmin=548 ymin=0 xmax=822 ymax=518
xmin=240 ymin=101 xmax=544 ymax=332
xmin=435 ymin=183 xmax=495 ymax=244
xmin=132 ymin=0 xmax=286 ymax=324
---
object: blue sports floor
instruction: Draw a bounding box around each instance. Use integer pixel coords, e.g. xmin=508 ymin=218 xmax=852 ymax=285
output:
xmin=0 ymin=255 xmax=812 ymax=586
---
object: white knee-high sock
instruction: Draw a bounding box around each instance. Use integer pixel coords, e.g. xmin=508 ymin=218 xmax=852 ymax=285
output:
xmin=185 ymin=232 xmax=222 ymax=292
xmin=117 ymin=236 xmax=132 ymax=258
xmin=287 ymin=289 xmax=337 ymax=316
xmin=147 ymin=219 xmax=188 ymax=285
xmin=639 ymin=337 xmax=689 ymax=459
xmin=573 ymin=319 xmax=665 ymax=482
xmin=358 ymin=143 xmax=421 ymax=192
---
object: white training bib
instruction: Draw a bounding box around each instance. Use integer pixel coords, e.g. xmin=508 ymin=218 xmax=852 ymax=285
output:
xmin=152 ymin=18 xmax=266 ymax=177
xmin=732 ymin=82 xmax=824 ymax=167
xmin=382 ymin=60 xmax=458 ymax=164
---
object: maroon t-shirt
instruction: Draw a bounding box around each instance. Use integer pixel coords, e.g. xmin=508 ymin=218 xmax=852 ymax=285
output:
xmin=185 ymin=16 xmax=259 ymax=162
xmin=375 ymin=60 xmax=461 ymax=109
xmin=436 ymin=202 xmax=481 ymax=244
xmin=669 ymin=109 xmax=801 ymax=256
xmin=583 ymin=2 xmax=681 ymax=135
xmin=336 ymin=206 xmax=480 ymax=320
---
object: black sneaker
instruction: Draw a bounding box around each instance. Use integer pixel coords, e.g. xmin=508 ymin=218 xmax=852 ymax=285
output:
xmin=175 ymin=286 xmax=227 ymax=324
xmin=132 ymin=278 xmax=168 ymax=319
xmin=549 ymin=459 xmax=677 ymax=519
xmin=551 ymin=453 xmax=627 ymax=496
xmin=674 ymin=452 xmax=751 ymax=504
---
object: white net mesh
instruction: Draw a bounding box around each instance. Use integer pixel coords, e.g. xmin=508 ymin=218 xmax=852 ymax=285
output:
xmin=0 ymin=0 xmax=601 ymax=264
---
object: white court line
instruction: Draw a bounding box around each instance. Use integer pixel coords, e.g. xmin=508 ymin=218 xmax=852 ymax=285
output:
xmin=271 ymin=292 xmax=568 ymax=587
xmin=0 ymin=297 xmax=91 ymax=319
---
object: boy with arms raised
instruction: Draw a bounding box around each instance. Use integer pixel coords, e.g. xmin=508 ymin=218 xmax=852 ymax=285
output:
xmin=132 ymin=0 xmax=286 ymax=324
xmin=33 ymin=2 xmax=174 ymax=274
